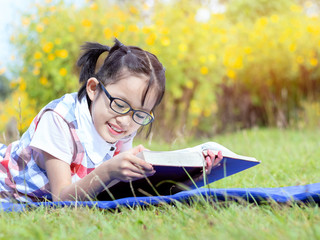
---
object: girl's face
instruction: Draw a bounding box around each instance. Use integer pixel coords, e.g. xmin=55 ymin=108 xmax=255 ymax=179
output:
xmin=87 ymin=73 xmax=157 ymax=143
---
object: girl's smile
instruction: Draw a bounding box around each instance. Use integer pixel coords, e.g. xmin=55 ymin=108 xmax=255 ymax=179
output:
xmin=107 ymin=122 xmax=124 ymax=135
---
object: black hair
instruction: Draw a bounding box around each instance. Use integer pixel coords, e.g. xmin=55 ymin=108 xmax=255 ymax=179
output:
xmin=77 ymin=38 xmax=166 ymax=135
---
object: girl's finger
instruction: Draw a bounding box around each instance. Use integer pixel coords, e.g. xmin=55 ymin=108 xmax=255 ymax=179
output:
xmin=131 ymin=156 xmax=154 ymax=172
xmin=123 ymin=161 xmax=156 ymax=177
xmin=123 ymin=171 xmax=154 ymax=182
xmin=205 ymin=156 xmax=213 ymax=174
xmin=213 ymin=150 xmax=223 ymax=165
xmin=207 ymin=149 xmax=216 ymax=159
xmin=129 ymin=144 xmax=147 ymax=155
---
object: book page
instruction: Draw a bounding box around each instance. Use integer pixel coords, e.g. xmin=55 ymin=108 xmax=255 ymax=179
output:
xmin=138 ymin=151 xmax=205 ymax=167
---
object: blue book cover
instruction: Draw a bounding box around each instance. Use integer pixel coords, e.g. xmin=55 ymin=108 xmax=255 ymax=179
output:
xmin=97 ymin=142 xmax=260 ymax=200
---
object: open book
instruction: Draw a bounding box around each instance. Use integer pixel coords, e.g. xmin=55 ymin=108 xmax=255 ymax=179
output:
xmin=97 ymin=142 xmax=260 ymax=200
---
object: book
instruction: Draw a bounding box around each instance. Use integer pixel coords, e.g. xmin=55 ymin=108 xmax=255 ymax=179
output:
xmin=96 ymin=142 xmax=260 ymax=201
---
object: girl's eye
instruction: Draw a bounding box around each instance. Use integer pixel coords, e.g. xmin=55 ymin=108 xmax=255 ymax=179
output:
xmin=114 ymin=100 xmax=126 ymax=109
xmin=135 ymin=112 xmax=146 ymax=119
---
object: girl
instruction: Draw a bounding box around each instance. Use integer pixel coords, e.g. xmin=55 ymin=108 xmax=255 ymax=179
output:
xmin=0 ymin=39 xmax=221 ymax=202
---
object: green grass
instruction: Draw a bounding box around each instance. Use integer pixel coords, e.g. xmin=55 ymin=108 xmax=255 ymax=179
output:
xmin=1 ymin=128 xmax=320 ymax=239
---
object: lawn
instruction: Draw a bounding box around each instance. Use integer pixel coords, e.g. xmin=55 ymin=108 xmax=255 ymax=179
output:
xmin=0 ymin=128 xmax=319 ymax=240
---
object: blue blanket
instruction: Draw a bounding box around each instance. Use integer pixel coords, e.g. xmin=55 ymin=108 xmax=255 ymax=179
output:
xmin=1 ymin=182 xmax=320 ymax=212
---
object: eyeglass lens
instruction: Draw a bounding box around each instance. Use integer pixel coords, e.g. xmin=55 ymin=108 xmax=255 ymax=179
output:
xmin=110 ymin=99 xmax=152 ymax=125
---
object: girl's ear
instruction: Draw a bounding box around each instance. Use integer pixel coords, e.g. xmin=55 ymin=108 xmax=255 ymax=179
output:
xmin=86 ymin=77 xmax=99 ymax=101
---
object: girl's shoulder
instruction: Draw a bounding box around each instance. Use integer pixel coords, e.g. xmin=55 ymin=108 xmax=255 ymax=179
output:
xmin=45 ymin=92 xmax=78 ymax=111
xmin=41 ymin=92 xmax=79 ymax=123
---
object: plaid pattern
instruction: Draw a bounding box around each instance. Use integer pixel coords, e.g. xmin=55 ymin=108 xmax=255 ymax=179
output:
xmin=0 ymin=93 xmax=116 ymax=203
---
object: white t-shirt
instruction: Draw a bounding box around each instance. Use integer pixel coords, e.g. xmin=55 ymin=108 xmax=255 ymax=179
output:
xmin=29 ymin=96 xmax=134 ymax=166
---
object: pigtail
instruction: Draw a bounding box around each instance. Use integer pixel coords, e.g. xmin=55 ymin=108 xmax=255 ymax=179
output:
xmin=77 ymin=42 xmax=110 ymax=101
xmin=77 ymin=42 xmax=110 ymax=84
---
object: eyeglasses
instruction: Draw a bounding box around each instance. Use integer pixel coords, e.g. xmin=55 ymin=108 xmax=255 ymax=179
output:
xmin=98 ymin=80 xmax=154 ymax=126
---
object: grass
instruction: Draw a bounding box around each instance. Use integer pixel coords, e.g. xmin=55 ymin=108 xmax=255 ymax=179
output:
xmin=1 ymin=127 xmax=320 ymax=239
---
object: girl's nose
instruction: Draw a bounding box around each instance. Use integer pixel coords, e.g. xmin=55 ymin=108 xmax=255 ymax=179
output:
xmin=115 ymin=113 xmax=132 ymax=128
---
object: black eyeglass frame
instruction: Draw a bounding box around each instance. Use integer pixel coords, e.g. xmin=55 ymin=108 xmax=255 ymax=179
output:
xmin=98 ymin=80 xmax=154 ymax=126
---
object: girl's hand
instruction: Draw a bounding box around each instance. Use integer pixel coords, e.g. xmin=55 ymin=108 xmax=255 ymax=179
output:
xmin=107 ymin=145 xmax=156 ymax=182
xmin=178 ymin=150 xmax=223 ymax=188
xmin=203 ymin=150 xmax=223 ymax=174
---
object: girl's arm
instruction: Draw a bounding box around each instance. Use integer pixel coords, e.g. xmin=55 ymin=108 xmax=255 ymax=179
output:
xmin=44 ymin=145 xmax=155 ymax=201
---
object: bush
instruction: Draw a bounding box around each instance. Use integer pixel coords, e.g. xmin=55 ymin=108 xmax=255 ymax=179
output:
xmin=1 ymin=0 xmax=319 ymax=139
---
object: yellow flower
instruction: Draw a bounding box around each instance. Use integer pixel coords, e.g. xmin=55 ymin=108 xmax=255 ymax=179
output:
xmin=142 ymin=26 xmax=151 ymax=34
xmin=48 ymin=53 xmax=55 ymax=61
xmin=129 ymin=6 xmax=138 ymax=14
xmin=113 ymin=31 xmax=119 ymax=38
xmin=90 ymin=3 xmax=98 ymax=10
xmin=82 ymin=19 xmax=92 ymax=27
xmin=34 ymin=61 xmax=42 ymax=68
xmin=146 ymin=33 xmax=156 ymax=45
xmin=115 ymin=24 xmax=125 ymax=33
xmin=161 ymin=37 xmax=170 ymax=46
xmin=178 ymin=43 xmax=188 ymax=52
xmin=22 ymin=17 xmax=30 ymax=26
xmin=59 ymin=68 xmax=67 ymax=76
xmin=56 ymin=49 xmax=68 ymax=58
xmin=128 ymin=24 xmax=139 ymax=32
xmin=310 ymin=58 xmax=318 ymax=66
xmin=199 ymin=56 xmax=206 ymax=64
xmin=290 ymin=4 xmax=302 ymax=12
xmin=34 ymin=51 xmax=42 ymax=60
xmin=200 ymin=66 xmax=209 ymax=75
xmin=104 ymin=27 xmax=113 ymax=39
xmin=36 ymin=24 xmax=44 ymax=33
xmin=33 ymin=68 xmax=40 ymax=76
xmin=227 ymin=69 xmax=236 ymax=79
xmin=42 ymin=17 xmax=49 ymax=25
xmin=19 ymin=80 xmax=27 ymax=91
xmin=117 ymin=10 xmax=127 ymax=22
xmin=69 ymin=26 xmax=75 ymax=33
xmin=49 ymin=6 xmax=56 ymax=12
xmin=244 ymin=47 xmax=252 ymax=54
xmin=43 ymin=42 xmax=54 ymax=53
xmin=256 ymin=17 xmax=268 ymax=28
xmin=231 ymin=56 xmax=243 ymax=69
xmin=289 ymin=43 xmax=296 ymax=52
xmin=40 ymin=77 xmax=48 ymax=86
xmin=161 ymin=27 xmax=170 ymax=35
xmin=270 ymin=15 xmax=279 ymax=23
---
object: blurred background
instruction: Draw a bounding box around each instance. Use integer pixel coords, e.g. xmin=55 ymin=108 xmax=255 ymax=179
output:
xmin=0 ymin=0 xmax=319 ymax=143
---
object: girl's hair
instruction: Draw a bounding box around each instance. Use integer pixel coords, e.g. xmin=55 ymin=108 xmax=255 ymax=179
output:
xmin=77 ymin=39 xmax=166 ymax=109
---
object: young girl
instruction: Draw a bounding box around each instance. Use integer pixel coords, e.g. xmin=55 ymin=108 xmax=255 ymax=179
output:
xmin=0 ymin=39 xmax=221 ymax=203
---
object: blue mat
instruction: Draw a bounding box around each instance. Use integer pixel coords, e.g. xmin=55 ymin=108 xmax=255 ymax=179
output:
xmin=1 ymin=182 xmax=320 ymax=212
